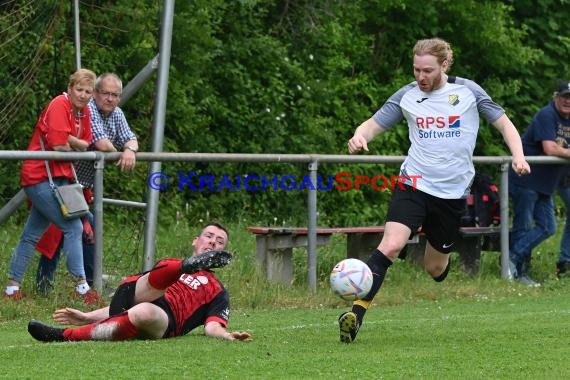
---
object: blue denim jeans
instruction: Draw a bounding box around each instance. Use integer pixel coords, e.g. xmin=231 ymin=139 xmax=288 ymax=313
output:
xmin=9 ymin=179 xmax=86 ymax=283
xmin=36 ymin=212 xmax=94 ymax=287
xmin=509 ymin=183 xmax=557 ymax=272
xmin=557 ymin=186 xmax=570 ymax=263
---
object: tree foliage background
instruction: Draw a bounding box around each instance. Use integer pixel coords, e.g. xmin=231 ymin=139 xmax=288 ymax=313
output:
xmin=1 ymin=0 xmax=569 ymax=227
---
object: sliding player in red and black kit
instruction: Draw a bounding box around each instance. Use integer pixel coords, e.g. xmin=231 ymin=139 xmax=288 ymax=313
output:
xmin=28 ymin=223 xmax=252 ymax=343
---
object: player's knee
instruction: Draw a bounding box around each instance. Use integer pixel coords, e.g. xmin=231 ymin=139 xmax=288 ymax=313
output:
xmin=129 ymin=304 xmax=168 ymax=334
xmin=377 ymin=242 xmax=406 ymax=261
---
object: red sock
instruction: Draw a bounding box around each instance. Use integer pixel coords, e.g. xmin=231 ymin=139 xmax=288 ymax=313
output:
xmin=147 ymin=258 xmax=183 ymax=289
xmin=63 ymin=312 xmax=138 ymax=341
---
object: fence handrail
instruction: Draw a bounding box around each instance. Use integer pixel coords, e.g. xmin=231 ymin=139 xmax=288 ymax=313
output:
xmin=3 ymin=150 xmax=570 ymax=164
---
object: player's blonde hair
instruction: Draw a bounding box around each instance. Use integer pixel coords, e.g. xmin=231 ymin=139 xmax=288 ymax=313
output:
xmin=413 ymin=38 xmax=454 ymax=72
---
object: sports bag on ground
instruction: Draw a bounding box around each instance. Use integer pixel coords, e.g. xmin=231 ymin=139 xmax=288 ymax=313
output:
xmin=461 ymin=172 xmax=500 ymax=227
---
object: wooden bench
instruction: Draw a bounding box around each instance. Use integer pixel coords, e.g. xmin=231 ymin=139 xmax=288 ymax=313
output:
xmin=247 ymin=226 xmax=502 ymax=284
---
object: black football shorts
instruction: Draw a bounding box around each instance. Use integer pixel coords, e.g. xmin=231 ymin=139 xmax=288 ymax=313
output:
xmin=386 ymin=184 xmax=466 ymax=253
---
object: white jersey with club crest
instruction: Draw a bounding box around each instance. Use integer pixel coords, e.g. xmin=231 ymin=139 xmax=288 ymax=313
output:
xmin=372 ymin=76 xmax=505 ymax=199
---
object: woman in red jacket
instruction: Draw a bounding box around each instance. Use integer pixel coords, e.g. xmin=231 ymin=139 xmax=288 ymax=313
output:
xmin=5 ymin=68 xmax=98 ymax=302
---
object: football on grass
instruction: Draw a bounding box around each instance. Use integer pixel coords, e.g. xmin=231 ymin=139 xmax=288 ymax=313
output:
xmin=330 ymin=258 xmax=373 ymax=301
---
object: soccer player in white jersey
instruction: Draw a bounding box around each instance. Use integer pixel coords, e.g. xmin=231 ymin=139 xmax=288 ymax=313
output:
xmin=338 ymin=38 xmax=531 ymax=343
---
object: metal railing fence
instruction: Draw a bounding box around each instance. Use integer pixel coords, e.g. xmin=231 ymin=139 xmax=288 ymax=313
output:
xmin=1 ymin=150 xmax=568 ymax=292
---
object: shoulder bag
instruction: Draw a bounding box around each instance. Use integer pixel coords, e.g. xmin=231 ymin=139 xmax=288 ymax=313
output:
xmin=39 ymin=137 xmax=90 ymax=220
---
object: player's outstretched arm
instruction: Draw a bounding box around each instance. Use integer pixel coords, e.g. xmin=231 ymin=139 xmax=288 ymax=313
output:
xmin=492 ymin=114 xmax=531 ymax=175
xmin=53 ymin=306 xmax=110 ymax=326
xmin=348 ymin=118 xmax=385 ymax=154
xmin=204 ymin=321 xmax=252 ymax=342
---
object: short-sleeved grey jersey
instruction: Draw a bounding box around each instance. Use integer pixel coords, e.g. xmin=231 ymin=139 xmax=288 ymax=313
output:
xmin=372 ymin=76 xmax=504 ymax=199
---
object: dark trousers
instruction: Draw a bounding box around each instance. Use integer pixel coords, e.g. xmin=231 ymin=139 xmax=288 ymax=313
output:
xmin=36 ymin=213 xmax=95 ymax=287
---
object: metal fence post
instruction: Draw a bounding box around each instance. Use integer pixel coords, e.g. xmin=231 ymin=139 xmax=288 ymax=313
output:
xmin=92 ymin=152 xmax=105 ymax=290
xmin=307 ymin=159 xmax=318 ymax=292
xmin=142 ymin=0 xmax=174 ymax=270
xmin=499 ymin=162 xmax=512 ymax=279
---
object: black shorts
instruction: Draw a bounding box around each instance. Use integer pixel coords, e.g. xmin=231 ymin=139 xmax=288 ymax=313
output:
xmin=386 ymin=184 xmax=466 ymax=253
xmin=109 ymin=277 xmax=176 ymax=338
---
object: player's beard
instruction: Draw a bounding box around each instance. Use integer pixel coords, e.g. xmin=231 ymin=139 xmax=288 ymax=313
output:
xmin=422 ymin=71 xmax=445 ymax=93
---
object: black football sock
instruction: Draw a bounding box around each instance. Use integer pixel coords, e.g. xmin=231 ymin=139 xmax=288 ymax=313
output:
xmin=352 ymin=249 xmax=393 ymax=322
